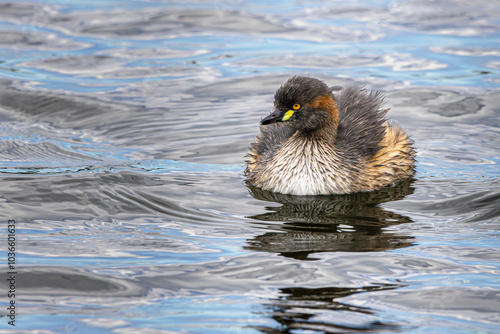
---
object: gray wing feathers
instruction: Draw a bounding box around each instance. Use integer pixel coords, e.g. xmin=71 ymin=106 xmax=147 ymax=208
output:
xmin=335 ymin=86 xmax=387 ymax=160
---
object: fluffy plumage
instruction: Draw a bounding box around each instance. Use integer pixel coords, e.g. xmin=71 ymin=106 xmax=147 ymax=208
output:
xmin=245 ymin=76 xmax=415 ymax=195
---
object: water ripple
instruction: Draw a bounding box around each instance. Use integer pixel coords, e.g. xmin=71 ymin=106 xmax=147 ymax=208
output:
xmin=1 ymin=0 xmax=500 ymax=333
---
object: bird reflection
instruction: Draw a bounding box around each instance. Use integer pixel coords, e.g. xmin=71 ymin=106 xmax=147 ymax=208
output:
xmin=245 ymin=179 xmax=416 ymax=259
xmin=252 ymin=284 xmax=404 ymax=333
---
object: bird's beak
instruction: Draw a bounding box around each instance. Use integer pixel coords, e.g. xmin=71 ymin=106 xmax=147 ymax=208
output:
xmin=260 ymin=109 xmax=294 ymax=125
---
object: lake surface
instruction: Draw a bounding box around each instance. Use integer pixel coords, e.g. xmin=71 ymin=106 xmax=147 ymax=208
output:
xmin=0 ymin=0 xmax=499 ymax=333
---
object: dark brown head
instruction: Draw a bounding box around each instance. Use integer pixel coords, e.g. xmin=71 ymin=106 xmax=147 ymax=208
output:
xmin=261 ymin=76 xmax=339 ymax=132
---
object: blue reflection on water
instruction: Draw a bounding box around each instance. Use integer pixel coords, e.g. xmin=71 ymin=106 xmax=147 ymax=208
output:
xmin=1 ymin=0 xmax=499 ymax=333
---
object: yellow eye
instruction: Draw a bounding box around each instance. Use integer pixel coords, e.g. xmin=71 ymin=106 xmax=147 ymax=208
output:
xmin=293 ymin=103 xmax=301 ymax=110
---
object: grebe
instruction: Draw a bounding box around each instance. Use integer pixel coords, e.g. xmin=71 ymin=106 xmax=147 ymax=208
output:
xmin=245 ymin=76 xmax=415 ymax=195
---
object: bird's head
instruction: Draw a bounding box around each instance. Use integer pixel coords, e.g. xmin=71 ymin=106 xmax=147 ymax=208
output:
xmin=261 ymin=76 xmax=340 ymax=132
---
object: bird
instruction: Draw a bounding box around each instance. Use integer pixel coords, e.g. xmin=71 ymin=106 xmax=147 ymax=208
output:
xmin=245 ymin=76 xmax=415 ymax=196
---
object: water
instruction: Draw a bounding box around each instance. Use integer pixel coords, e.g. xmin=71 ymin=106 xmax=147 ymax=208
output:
xmin=0 ymin=0 xmax=499 ymax=333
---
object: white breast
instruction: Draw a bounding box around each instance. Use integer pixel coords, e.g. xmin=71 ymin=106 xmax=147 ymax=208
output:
xmin=258 ymin=138 xmax=354 ymax=195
